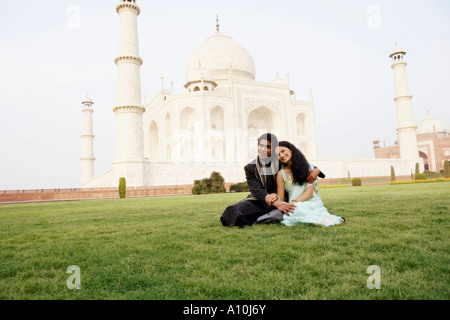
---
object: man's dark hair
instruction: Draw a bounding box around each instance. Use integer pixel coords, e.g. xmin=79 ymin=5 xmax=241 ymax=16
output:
xmin=258 ymin=133 xmax=279 ymax=147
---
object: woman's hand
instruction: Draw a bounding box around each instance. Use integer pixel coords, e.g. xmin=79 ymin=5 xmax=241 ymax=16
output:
xmin=272 ymin=200 xmax=282 ymax=207
xmin=273 ymin=200 xmax=295 ymax=216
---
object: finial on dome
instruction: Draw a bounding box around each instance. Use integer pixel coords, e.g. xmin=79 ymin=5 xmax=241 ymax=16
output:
xmin=216 ymin=14 xmax=220 ymax=32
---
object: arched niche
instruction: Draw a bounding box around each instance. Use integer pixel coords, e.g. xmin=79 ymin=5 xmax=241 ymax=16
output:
xmin=247 ymin=106 xmax=276 ymax=159
xmin=211 ymin=106 xmax=224 ymax=131
xmin=165 ymin=113 xmax=171 ymax=138
xmin=180 ymin=107 xmax=196 ymax=132
xmin=149 ymin=120 xmax=159 ymax=160
xmin=419 ymin=151 xmax=429 ymax=171
xmin=296 ymin=113 xmax=306 ymax=135
xmin=166 ymin=144 xmax=172 ymax=161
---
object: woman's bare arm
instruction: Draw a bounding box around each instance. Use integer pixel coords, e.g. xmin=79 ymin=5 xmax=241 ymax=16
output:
xmin=293 ymin=184 xmax=314 ymax=202
xmin=276 ymin=171 xmax=285 ymax=202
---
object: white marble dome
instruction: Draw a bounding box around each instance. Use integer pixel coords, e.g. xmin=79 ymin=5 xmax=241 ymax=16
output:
xmin=186 ymin=31 xmax=256 ymax=83
xmin=417 ymin=112 xmax=446 ymax=135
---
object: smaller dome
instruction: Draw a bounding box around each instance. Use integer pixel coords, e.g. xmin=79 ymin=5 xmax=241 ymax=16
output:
xmin=417 ymin=112 xmax=446 ymax=135
xmin=187 ymin=65 xmax=214 ymax=83
xmin=82 ymin=96 xmax=93 ymax=105
xmin=389 ymin=45 xmax=406 ymax=58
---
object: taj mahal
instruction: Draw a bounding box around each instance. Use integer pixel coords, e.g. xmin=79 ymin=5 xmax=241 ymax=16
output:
xmin=80 ymin=0 xmax=449 ymax=188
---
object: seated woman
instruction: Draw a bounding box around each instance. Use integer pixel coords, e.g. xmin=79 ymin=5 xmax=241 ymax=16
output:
xmin=274 ymin=141 xmax=345 ymax=227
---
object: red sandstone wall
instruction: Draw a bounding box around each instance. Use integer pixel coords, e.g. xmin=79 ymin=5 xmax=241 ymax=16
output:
xmin=374 ymin=146 xmax=400 ymax=159
xmin=0 ymin=183 xmax=236 ymax=203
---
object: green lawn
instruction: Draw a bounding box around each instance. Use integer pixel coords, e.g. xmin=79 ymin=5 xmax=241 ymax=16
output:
xmin=0 ymin=183 xmax=449 ymax=300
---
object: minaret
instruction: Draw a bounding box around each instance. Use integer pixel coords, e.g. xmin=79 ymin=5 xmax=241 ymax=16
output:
xmin=390 ymin=45 xmax=419 ymax=160
xmin=113 ymin=0 xmax=146 ymax=185
xmin=114 ymin=0 xmax=145 ymax=160
xmin=81 ymin=96 xmax=95 ymax=185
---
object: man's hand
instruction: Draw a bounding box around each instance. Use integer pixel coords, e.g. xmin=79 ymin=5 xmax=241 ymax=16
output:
xmin=306 ymin=168 xmax=320 ymax=184
xmin=273 ymin=200 xmax=295 ymax=216
xmin=265 ymin=193 xmax=278 ymax=207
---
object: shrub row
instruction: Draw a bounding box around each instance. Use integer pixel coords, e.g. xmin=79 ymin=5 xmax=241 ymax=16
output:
xmin=120 ymin=161 xmax=450 ymax=197
xmin=318 ymin=185 xmax=349 ymax=189
xmin=390 ymin=178 xmax=450 ymax=185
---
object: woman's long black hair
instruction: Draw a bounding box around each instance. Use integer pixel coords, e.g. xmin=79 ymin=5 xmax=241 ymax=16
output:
xmin=278 ymin=141 xmax=310 ymax=184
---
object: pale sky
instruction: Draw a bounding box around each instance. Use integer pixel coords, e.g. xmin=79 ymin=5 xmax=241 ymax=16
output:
xmin=0 ymin=0 xmax=449 ymax=190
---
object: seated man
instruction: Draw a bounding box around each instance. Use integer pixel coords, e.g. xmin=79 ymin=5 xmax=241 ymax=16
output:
xmin=220 ymin=133 xmax=324 ymax=227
